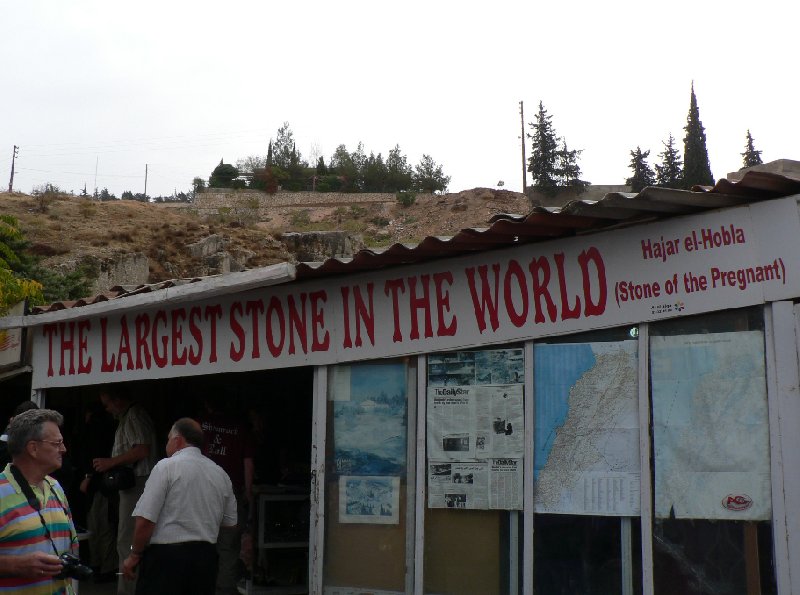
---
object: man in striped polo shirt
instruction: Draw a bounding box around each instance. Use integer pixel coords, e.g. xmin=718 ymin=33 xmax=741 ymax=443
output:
xmin=0 ymin=408 xmax=78 ymax=594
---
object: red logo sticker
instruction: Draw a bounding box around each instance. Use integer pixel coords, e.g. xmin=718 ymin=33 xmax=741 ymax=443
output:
xmin=722 ymin=494 xmax=753 ymax=512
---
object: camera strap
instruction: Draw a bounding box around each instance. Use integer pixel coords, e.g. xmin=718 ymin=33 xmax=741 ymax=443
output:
xmin=9 ymin=464 xmax=61 ymax=557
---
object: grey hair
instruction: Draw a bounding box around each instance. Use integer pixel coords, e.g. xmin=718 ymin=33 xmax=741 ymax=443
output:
xmin=172 ymin=417 xmax=204 ymax=448
xmin=7 ymin=409 xmax=64 ymax=456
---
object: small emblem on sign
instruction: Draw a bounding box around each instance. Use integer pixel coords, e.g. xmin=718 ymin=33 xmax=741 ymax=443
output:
xmin=722 ymin=494 xmax=753 ymax=512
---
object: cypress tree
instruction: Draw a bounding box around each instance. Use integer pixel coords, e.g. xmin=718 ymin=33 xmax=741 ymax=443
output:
xmin=741 ymin=130 xmax=763 ymax=168
xmin=266 ymin=141 xmax=273 ymax=167
xmin=655 ymin=134 xmax=683 ymax=188
xmin=682 ymin=83 xmax=715 ymax=188
xmin=527 ymin=102 xmax=560 ymax=197
xmin=626 ymin=147 xmax=656 ymax=192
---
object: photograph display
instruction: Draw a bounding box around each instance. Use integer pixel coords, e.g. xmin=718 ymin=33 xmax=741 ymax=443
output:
xmin=332 ymin=363 xmax=407 ymax=476
xmin=331 ymin=363 xmax=406 ymax=524
xmin=338 ymin=476 xmax=400 ymax=525
xmin=427 ymin=348 xmax=524 ymax=510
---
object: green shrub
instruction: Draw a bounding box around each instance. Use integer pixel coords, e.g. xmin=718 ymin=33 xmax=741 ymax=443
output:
xmin=396 ymin=191 xmax=417 ymax=208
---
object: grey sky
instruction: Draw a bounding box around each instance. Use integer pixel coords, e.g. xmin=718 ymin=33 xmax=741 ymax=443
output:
xmin=1 ymin=1 xmax=797 ymax=199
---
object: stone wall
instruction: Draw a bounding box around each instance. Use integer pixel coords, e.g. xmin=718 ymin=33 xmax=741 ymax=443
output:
xmin=194 ymin=189 xmax=433 ymax=219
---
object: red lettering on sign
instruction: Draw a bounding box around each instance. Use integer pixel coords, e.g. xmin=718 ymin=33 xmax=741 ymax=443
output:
xmin=204 ymin=305 xmax=222 ymax=363
xmin=152 ymin=311 xmax=168 ymax=368
xmin=229 ymin=302 xmax=245 ymax=362
xmin=77 ymin=320 xmax=91 ymax=374
xmin=433 ymin=272 xmax=456 ymax=337
xmin=384 ymin=279 xmax=406 ymax=343
xmin=310 ymin=290 xmax=330 ymax=352
xmin=135 ymin=313 xmax=151 ymax=370
xmin=287 ymin=294 xmax=307 ymax=355
xmin=408 ymin=275 xmax=433 ymax=340
xmin=188 ymin=307 xmax=203 ymax=365
xmin=465 ymin=264 xmax=501 ymax=333
xmin=265 ymin=296 xmax=285 ymax=357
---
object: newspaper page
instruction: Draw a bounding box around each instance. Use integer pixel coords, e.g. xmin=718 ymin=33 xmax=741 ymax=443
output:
xmin=489 ymin=458 xmax=522 ymax=510
xmin=427 ymin=386 xmax=477 ymax=460
xmin=427 ymin=461 xmax=489 ymax=509
xmin=427 ymin=348 xmax=525 ymax=511
xmin=475 ymin=385 xmax=524 ymax=458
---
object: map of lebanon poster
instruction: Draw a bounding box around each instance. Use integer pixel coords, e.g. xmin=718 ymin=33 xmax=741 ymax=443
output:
xmin=534 ymin=341 xmax=640 ymax=516
xmin=651 ymin=331 xmax=771 ymax=521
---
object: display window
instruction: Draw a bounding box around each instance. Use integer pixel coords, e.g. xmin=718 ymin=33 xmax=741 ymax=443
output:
xmin=322 ymin=360 xmax=415 ymax=594
xmin=423 ymin=347 xmax=525 ymax=595
xmin=649 ymin=308 xmax=777 ymax=594
xmin=533 ymin=327 xmax=641 ymax=594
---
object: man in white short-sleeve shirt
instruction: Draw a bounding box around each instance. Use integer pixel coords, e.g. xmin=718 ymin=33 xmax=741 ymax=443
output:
xmin=121 ymin=418 xmax=237 ymax=595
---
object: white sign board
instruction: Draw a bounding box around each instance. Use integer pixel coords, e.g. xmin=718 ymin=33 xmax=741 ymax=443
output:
xmin=31 ymin=198 xmax=800 ymax=388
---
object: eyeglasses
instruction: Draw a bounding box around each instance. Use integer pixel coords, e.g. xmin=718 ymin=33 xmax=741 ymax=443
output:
xmin=35 ymin=439 xmax=65 ymax=448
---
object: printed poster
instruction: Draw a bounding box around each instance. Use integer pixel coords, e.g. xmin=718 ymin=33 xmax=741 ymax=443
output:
xmin=534 ymin=341 xmax=640 ymax=516
xmin=331 ymin=363 xmax=406 ymax=524
xmin=651 ymin=331 xmax=771 ymax=520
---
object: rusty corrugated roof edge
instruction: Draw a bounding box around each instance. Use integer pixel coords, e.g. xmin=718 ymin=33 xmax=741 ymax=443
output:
xmin=18 ymin=168 xmax=800 ymax=317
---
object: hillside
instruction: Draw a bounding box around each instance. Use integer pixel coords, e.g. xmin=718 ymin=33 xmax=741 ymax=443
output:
xmin=0 ymin=188 xmax=533 ymax=290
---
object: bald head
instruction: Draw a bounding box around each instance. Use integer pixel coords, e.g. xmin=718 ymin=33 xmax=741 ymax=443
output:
xmin=172 ymin=418 xmax=204 ymax=448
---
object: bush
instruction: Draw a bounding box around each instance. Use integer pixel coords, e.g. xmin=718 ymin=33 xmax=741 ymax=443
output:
xmin=290 ymin=210 xmax=311 ymax=228
xmin=396 ymin=191 xmax=417 ymax=208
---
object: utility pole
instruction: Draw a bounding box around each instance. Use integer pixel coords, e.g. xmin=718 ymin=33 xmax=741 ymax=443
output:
xmin=144 ymin=164 xmax=148 ymax=198
xmin=8 ymin=145 xmax=19 ymax=193
xmin=519 ymin=101 xmax=527 ymax=193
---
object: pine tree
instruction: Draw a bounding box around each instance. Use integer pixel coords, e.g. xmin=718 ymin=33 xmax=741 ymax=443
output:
xmin=626 ymin=147 xmax=656 ymax=192
xmin=741 ymin=129 xmax=763 ymax=168
xmin=556 ymin=141 xmax=589 ymax=192
xmin=527 ymin=102 xmax=560 ymax=196
xmin=655 ymin=134 xmax=683 ymax=188
xmin=682 ymin=83 xmax=715 ymax=188
xmin=527 ymin=102 xmax=588 ymax=196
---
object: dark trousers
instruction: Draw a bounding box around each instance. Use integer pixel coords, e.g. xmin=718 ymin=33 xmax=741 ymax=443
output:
xmin=136 ymin=541 xmax=218 ymax=595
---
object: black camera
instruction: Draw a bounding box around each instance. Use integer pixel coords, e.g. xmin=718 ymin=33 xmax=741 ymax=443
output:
xmin=55 ymin=553 xmax=93 ymax=581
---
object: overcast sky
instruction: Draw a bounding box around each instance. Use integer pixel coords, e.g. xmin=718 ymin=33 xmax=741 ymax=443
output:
xmin=1 ymin=1 xmax=797 ymax=199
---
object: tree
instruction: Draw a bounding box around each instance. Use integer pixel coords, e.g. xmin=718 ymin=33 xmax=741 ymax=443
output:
xmin=527 ymin=102 xmax=588 ymax=196
xmin=655 ymin=134 xmax=683 ymax=188
xmin=0 ymin=215 xmax=44 ymax=314
xmin=385 ymin=145 xmax=413 ymax=192
xmin=272 ymin=122 xmax=298 ymax=170
xmin=236 ymin=155 xmax=266 ymax=176
xmin=626 ymin=147 xmax=656 ymax=192
xmin=362 ymin=152 xmax=388 ymax=192
xmin=316 ymin=157 xmax=328 ymax=176
xmin=413 ymin=154 xmax=450 ymax=193
xmin=98 ymin=188 xmax=116 ymax=201
xmin=741 ymin=130 xmax=763 ymax=168
xmin=209 ymin=160 xmax=239 ymax=188
xmin=266 ymin=142 xmax=274 ymax=168
xmin=329 ymin=144 xmax=359 ymax=192
xmin=527 ymin=102 xmax=561 ymax=196
xmin=555 ymin=140 xmax=589 ymax=192
xmin=682 ymin=83 xmax=715 ymax=188
xmin=192 ymin=177 xmax=206 ymax=198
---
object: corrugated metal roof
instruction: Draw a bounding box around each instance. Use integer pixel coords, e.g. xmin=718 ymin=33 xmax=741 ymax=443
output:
xmin=27 ymin=169 xmax=800 ymax=315
xmin=294 ymin=170 xmax=800 ymax=280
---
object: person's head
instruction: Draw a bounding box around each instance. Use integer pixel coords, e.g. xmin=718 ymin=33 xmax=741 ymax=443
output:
xmin=99 ymin=388 xmax=130 ymax=417
xmin=11 ymin=400 xmax=38 ymax=419
xmin=7 ymin=409 xmax=66 ymax=474
xmin=166 ymin=418 xmax=204 ymax=457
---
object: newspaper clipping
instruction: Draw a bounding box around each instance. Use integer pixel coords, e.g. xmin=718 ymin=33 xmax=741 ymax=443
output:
xmin=427 ymin=348 xmax=524 ymax=510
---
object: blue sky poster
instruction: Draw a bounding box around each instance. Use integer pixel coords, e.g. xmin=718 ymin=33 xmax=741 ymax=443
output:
xmin=333 ymin=362 xmax=407 ymax=476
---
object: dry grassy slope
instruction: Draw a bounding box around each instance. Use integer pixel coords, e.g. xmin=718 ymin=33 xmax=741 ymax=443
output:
xmin=0 ymin=188 xmax=532 ymax=282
